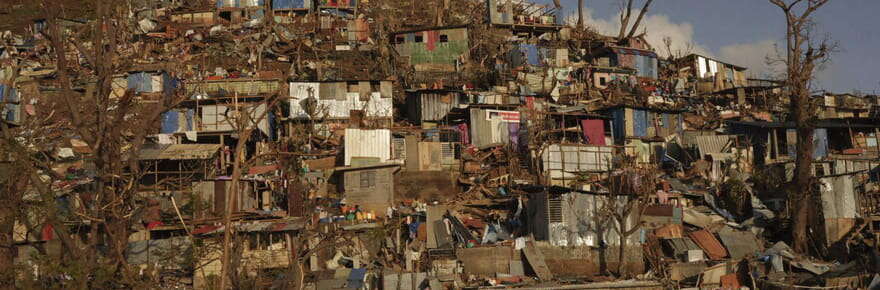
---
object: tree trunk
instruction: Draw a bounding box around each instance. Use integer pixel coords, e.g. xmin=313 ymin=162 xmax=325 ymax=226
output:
xmin=791 ymin=91 xmax=815 ymax=253
xmin=577 ymin=0 xmax=584 ymax=28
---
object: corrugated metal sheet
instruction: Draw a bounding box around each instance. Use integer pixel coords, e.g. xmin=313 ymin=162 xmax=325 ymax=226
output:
xmin=407 ymin=91 xmax=460 ymax=122
xmin=127 ymin=72 xmax=154 ymax=93
xmin=139 ymin=144 xmax=221 ymax=160
xmin=694 ymin=135 xmax=734 ymax=157
xmin=664 ymin=237 xmax=701 ymax=259
xmin=469 ymin=108 xmax=514 ymax=148
xmin=542 ymin=144 xmax=613 ymax=178
xmin=688 ymin=230 xmax=728 ymax=260
xmin=392 ymin=137 xmax=406 ymax=160
xmin=819 ymin=174 xmax=857 ymax=219
xmin=217 ymin=0 xmax=264 ymax=7
xmin=717 ymin=227 xmax=762 ymax=260
xmin=0 ymin=85 xmax=19 ymax=103
xmin=289 ymin=82 xmax=392 ymax=119
xmin=633 ymin=109 xmax=648 ymax=137
xmin=187 ymin=78 xmax=279 ymax=95
xmin=344 ymin=128 xmax=391 ymax=166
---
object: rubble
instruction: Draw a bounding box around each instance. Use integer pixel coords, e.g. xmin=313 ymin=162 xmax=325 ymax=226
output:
xmin=1 ymin=0 xmax=879 ymax=289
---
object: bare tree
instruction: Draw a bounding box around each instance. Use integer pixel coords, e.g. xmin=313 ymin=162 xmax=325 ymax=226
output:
xmin=575 ymin=0 xmax=584 ymax=29
xmin=768 ymin=0 xmax=833 ymax=254
xmin=218 ymin=91 xmax=284 ymax=290
xmin=617 ymin=0 xmax=654 ymax=41
xmin=598 ymin=160 xmax=653 ymax=275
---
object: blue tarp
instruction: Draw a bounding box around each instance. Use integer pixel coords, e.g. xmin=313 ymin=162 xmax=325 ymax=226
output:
xmin=520 ymin=44 xmax=540 ymax=66
xmin=160 ymin=109 xmax=194 ymax=133
xmin=633 ymin=109 xmax=648 ymax=137
xmin=161 ymin=111 xmax=180 ymax=133
xmin=273 ymin=0 xmax=306 ymax=9
xmin=347 ymin=268 xmax=367 ymax=289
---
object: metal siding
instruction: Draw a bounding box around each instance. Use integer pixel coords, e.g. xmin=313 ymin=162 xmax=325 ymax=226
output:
xmin=611 ymin=108 xmax=625 ymax=144
xmin=344 ymin=129 xmax=391 ymax=166
xmin=469 ymin=108 xmax=489 ymax=147
xmin=419 ymin=92 xmax=458 ymax=122
xmin=813 ymin=128 xmax=829 ymax=159
xmin=633 ymin=109 xmax=648 ymax=137
xmin=127 ymin=72 xmax=152 ymax=93
xmin=693 ymin=135 xmax=735 ymax=156
xmin=542 ymin=144 xmax=614 ymax=177
xmin=289 ymin=82 xmax=391 ymax=119
xmin=819 ymin=175 xmax=856 ymax=219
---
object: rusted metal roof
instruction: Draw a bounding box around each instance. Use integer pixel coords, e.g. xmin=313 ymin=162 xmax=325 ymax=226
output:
xmin=138 ymin=144 xmax=222 ymax=160
xmin=688 ymin=230 xmax=728 ymax=260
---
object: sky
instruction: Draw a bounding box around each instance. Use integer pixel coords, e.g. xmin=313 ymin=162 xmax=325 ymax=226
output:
xmin=533 ymin=0 xmax=880 ymax=93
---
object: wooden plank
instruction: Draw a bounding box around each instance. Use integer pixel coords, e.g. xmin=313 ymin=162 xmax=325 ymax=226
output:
xmin=522 ymin=243 xmax=554 ymax=280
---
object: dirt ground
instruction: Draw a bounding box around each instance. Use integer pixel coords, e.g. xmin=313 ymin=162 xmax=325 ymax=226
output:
xmin=395 ymin=170 xmax=458 ymax=203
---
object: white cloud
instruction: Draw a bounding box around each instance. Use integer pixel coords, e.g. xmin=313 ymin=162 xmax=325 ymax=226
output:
xmin=718 ymin=39 xmax=782 ymax=78
xmin=568 ymin=7 xmax=711 ymax=57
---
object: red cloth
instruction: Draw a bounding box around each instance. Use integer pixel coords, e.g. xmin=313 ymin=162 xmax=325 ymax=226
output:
xmin=581 ymin=119 xmax=606 ymax=145
xmin=41 ymin=224 xmax=54 ymax=241
xmin=146 ymin=221 xmax=164 ymax=230
xmin=425 ymin=31 xmax=439 ymax=51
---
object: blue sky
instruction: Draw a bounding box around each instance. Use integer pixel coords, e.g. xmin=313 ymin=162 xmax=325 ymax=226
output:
xmin=534 ymin=0 xmax=879 ymax=93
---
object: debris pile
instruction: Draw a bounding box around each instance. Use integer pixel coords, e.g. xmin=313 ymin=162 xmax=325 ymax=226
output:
xmin=1 ymin=0 xmax=879 ymax=289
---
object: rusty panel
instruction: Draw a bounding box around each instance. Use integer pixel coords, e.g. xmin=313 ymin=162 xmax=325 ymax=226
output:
xmin=688 ymin=230 xmax=728 ymax=260
xmin=288 ymin=183 xmax=304 ymax=217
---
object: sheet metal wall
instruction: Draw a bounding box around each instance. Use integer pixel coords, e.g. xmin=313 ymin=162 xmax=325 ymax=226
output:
xmin=272 ymin=0 xmax=308 ymax=9
xmin=469 ymin=108 xmax=516 ymax=148
xmin=343 ymin=128 xmax=391 ymax=166
xmin=200 ymin=103 xmax=269 ymax=135
xmin=289 ymin=82 xmax=393 ymax=119
xmin=406 ymin=91 xmax=460 ymax=123
xmin=541 ymin=144 xmax=614 ymax=179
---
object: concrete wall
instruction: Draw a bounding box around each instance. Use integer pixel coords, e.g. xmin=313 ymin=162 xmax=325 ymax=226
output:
xmin=343 ymin=167 xmax=394 ymax=214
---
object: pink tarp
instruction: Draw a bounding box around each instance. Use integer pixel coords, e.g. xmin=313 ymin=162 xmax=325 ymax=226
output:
xmin=581 ymin=119 xmax=606 ymax=145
